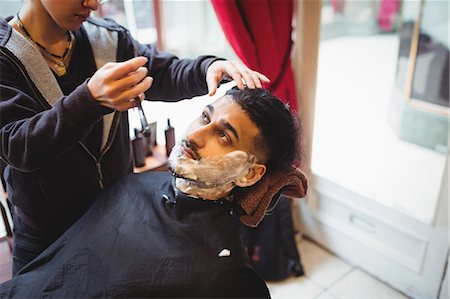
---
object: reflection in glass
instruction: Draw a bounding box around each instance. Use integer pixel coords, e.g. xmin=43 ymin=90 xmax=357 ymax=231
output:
xmin=392 ymin=0 xmax=448 ymax=152
xmin=411 ymin=0 xmax=449 ymax=108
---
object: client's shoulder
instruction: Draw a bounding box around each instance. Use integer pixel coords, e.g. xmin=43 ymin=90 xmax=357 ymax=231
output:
xmin=117 ymin=171 xmax=172 ymax=187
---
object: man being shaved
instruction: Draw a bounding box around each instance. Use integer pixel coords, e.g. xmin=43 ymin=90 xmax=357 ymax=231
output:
xmin=1 ymin=87 xmax=307 ymax=298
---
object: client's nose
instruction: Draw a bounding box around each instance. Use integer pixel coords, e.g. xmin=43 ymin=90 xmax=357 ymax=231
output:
xmin=185 ymin=126 xmax=207 ymax=149
xmin=183 ymin=140 xmax=200 ymax=156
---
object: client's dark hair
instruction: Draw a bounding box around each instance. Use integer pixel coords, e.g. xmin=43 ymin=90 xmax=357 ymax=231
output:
xmin=225 ymin=87 xmax=301 ymax=172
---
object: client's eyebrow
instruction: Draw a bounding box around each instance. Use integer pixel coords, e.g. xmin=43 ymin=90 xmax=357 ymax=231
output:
xmin=206 ymin=104 xmax=214 ymax=114
xmin=223 ymin=122 xmax=240 ymax=141
xmin=206 ymin=104 xmax=240 ymax=141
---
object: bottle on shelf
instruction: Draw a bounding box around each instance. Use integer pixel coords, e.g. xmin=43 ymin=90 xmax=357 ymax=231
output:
xmin=164 ymin=119 xmax=175 ymax=157
xmin=132 ymin=128 xmax=146 ymax=167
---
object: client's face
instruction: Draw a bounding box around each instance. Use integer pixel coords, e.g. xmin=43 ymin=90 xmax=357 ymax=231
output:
xmin=185 ymin=96 xmax=260 ymax=158
xmin=168 ymin=95 xmax=267 ymax=199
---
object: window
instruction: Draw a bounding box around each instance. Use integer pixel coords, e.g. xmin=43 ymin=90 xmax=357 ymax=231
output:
xmin=311 ymin=0 xmax=448 ymax=224
xmin=98 ymin=0 xmax=158 ymax=45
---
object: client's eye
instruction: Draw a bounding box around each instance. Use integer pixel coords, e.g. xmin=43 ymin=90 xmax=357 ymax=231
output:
xmin=218 ymin=131 xmax=231 ymax=144
xmin=201 ymin=112 xmax=210 ymax=123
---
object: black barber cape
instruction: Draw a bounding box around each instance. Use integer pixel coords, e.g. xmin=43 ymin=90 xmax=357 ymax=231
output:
xmin=0 ymin=172 xmax=270 ymax=298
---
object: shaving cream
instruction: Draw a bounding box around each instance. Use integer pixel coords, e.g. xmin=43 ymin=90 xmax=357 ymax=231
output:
xmin=168 ymin=143 xmax=257 ymax=199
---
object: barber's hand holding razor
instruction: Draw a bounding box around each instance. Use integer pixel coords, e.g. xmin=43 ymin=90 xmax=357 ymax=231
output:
xmin=206 ymin=60 xmax=270 ymax=96
xmin=87 ymin=56 xmax=153 ymax=111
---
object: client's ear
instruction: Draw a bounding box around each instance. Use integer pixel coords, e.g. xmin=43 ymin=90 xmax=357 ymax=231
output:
xmin=235 ymin=163 xmax=267 ymax=187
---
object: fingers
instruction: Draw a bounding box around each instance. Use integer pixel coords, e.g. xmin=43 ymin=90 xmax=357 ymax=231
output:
xmin=255 ymin=72 xmax=270 ymax=83
xmin=105 ymin=56 xmax=149 ymax=81
xmin=118 ymin=77 xmax=153 ymax=103
xmin=137 ymin=92 xmax=145 ymax=101
xmin=206 ymin=60 xmax=271 ymax=96
xmin=114 ymin=66 xmax=149 ymax=92
xmin=91 ymin=75 xmax=153 ymax=107
xmin=248 ymin=71 xmax=270 ymax=88
xmin=231 ymin=61 xmax=256 ymax=89
xmin=88 ymin=56 xmax=154 ymax=111
xmin=105 ymin=77 xmax=153 ymax=111
xmin=226 ymin=63 xmax=246 ymax=90
xmin=230 ymin=61 xmax=271 ymax=89
xmin=206 ymin=75 xmax=218 ymax=96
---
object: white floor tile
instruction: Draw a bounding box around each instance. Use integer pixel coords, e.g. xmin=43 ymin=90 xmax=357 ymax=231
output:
xmin=327 ymin=268 xmax=409 ymax=298
xmin=299 ymin=239 xmax=353 ymax=288
xmin=267 ymin=276 xmax=324 ymax=299
xmin=314 ymin=290 xmax=338 ymax=299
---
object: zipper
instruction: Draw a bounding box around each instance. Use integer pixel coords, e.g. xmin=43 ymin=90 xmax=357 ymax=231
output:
xmin=1 ymin=47 xmax=123 ymax=190
xmin=79 ymin=142 xmax=104 ymax=189
xmin=78 ymin=112 xmax=121 ymax=190
xmin=96 ymin=162 xmax=104 ymax=189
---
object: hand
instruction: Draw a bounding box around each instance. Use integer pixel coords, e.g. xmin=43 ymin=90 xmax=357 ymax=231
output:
xmin=87 ymin=56 xmax=153 ymax=111
xmin=206 ymin=60 xmax=270 ymax=96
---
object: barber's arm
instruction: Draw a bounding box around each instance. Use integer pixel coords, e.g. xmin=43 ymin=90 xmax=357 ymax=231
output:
xmin=0 ymin=83 xmax=112 ymax=172
xmin=0 ymin=56 xmax=116 ymax=171
xmin=129 ymin=32 xmax=269 ymax=101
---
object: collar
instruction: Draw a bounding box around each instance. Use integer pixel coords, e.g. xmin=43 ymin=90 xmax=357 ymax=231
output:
xmin=168 ymin=178 xmax=235 ymax=212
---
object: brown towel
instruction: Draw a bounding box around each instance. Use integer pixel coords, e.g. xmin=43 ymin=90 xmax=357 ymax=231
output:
xmin=234 ymin=167 xmax=308 ymax=227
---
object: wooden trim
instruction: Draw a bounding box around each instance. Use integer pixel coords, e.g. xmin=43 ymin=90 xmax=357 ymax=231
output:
xmin=404 ymin=0 xmax=448 ymax=116
xmin=154 ymin=0 xmax=164 ymax=50
xmin=291 ymin=0 xmax=322 ymax=232
xmin=405 ymin=0 xmax=423 ymax=100
xmin=294 ymin=0 xmax=322 ymax=173
xmin=408 ymin=98 xmax=449 ymax=116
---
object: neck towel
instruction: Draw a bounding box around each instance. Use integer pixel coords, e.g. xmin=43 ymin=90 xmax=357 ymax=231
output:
xmin=234 ymin=167 xmax=308 ymax=227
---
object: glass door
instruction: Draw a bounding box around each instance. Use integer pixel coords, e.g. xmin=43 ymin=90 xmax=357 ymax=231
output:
xmin=295 ymin=1 xmax=449 ymax=297
xmin=311 ymin=0 xmax=448 ymax=225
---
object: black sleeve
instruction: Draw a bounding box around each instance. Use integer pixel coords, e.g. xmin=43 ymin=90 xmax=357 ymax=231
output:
xmin=121 ymin=31 xmax=224 ymax=102
xmin=0 ymin=56 xmax=111 ymax=172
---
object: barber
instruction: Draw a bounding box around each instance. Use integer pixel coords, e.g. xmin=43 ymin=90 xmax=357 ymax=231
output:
xmin=0 ymin=0 xmax=269 ymax=275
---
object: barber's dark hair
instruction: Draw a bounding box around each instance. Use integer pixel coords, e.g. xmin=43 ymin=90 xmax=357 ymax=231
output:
xmin=225 ymin=87 xmax=301 ymax=172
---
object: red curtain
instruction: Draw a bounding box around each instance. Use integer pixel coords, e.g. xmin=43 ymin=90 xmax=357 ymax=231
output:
xmin=211 ymin=0 xmax=297 ymax=110
xmin=377 ymin=0 xmax=400 ymax=32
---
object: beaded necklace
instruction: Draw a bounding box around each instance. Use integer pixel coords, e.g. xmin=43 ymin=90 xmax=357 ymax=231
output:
xmin=16 ymin=14 xmax=74 ymax=76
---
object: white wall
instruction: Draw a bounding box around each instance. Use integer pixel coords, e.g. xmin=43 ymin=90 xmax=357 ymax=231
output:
xmin=0 ymin=1 xmax=22 ymax=18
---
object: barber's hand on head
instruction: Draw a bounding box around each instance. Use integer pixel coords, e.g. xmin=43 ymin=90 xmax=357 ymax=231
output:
xmin=87 ymin=56 xmax=153 ymax=111
xmin=206 ymin=60 xmax=270 ymax=96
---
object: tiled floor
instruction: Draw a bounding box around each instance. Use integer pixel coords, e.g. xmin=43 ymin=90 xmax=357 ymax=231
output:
xmin=267 ymin=238 xmax=410 ymax=299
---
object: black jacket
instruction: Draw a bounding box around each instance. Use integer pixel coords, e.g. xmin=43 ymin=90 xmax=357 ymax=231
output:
xmin=0 ymin=172 xmax=270 ymax=298
xmin=0 ymin=16 xmax=218 ymax=232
